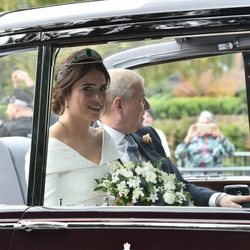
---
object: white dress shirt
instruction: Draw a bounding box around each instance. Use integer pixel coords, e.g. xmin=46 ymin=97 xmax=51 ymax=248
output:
xmin=97 ymin=121 xmax=134 ymax=163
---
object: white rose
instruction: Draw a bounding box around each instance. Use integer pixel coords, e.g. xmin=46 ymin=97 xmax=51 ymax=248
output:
xmin=163 ymin=192 xmax=176 ymax=204
xmin=145 ymin=171 xmax=157 ymax=184
xmin=143 ymin=161 xmax=155 ymax=171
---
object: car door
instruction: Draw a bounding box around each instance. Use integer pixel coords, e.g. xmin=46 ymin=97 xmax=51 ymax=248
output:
xmin=0 ymin=206 xmax=27 ymax=250
xmin=7 ymin=206 xmax=250 ymax=250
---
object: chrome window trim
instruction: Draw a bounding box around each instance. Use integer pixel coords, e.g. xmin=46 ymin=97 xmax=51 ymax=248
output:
xmin=13 ymin=219 xmax=250 ymax=232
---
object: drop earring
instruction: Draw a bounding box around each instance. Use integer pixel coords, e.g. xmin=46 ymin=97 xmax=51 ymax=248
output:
xmin=65 ymin=101 xmax=69 ymax=109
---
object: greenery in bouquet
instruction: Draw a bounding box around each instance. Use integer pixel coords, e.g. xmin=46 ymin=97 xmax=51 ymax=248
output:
xmin=94 ymin=160 xmax=193 ymax=206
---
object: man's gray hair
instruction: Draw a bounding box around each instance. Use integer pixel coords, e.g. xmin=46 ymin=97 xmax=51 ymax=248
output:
xmin=106 ymin=68 xmax=144 ymax=102
xmin=198 ymin=110 xmax=215 ymax=123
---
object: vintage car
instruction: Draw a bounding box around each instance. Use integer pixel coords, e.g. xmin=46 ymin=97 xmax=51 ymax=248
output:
xmin=0 ymin=0 xmax=250 ymax=249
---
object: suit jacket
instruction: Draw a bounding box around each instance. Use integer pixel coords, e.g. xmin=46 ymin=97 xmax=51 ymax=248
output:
xmin=133 ymin=126 xmax=216 ymax=206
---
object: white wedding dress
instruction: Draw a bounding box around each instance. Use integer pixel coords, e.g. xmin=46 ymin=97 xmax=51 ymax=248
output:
xmin=44 ymin=130 xmax=119 ymax=206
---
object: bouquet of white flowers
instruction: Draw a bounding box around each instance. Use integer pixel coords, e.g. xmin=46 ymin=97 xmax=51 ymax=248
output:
xmin=94 ymin=160 xmax=192 ymax=206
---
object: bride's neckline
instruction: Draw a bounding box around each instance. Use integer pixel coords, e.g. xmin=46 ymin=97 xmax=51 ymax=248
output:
xmin=49 ymin=132 xmax=105 ymax=166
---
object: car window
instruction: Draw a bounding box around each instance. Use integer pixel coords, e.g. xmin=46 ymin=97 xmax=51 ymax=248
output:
xmin=0 ymin=49 xmax=37 ymax=205
xmin=44 ymin=40 xmax=250 ymax=207
xmin=135 ymin=53 xmax=249 ymax=178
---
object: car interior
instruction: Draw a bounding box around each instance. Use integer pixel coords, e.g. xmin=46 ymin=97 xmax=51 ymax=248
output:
xmin=0 ymin=136 xmax=30 ymax=205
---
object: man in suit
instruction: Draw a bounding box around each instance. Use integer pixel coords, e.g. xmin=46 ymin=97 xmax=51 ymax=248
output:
xmin=99 ymin=68 xmax=250 ymax=207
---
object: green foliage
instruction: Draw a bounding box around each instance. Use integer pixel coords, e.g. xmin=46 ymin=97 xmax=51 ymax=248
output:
xmin=149 ymin=96 xmax=245 ymax=119
xmin=220 ymin=124 xmax=248 ymax=151
xmin=0 ymin=57 xmax=18 ymax=100
xmin=0 ymin=105 xmax=7 ymax=121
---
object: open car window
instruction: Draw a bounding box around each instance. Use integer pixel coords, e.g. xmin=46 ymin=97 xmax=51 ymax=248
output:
xmin=0 ymin=39 xmax=248 ymax=206
xmin=103 ymin=39 xmax=249 ymax=178
xmin=135 ymin=54 xmax=249 ymax=177
xmin=47 ymin=38 xmax=250 ymax=206
xmin=0 ymin=49 xmax=37 ymax=205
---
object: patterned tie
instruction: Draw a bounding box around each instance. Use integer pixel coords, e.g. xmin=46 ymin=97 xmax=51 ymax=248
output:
xmin=125 ymin=134 xmax=140 ymax=161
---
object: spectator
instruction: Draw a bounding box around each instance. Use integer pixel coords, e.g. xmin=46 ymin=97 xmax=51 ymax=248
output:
xmin=11 ymin=69 xmax=35 ymax=94
xmin=10 ymin=69 xmax=58 ymax=125
xmin=175 ymin=110 xmax=235 ymax=173
xmin=143 ymin=108 xmax=171 ymax=158
xmin=0 ymin=89 xmax=33 ymax=137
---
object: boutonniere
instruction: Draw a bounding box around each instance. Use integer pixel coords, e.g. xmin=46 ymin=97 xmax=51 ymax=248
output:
xmin=142 ymin=133 xmax=152 ymax=144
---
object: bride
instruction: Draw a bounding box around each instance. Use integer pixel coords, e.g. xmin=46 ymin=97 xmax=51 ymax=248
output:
xmin=44 ymin=48 xmax=119 ymax=206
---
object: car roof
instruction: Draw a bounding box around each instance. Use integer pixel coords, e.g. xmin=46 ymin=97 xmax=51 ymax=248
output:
xmin=104 ymin=34 xmax=250 ymax=69
xmin=1 ymin=0 xmax=250 ymax=35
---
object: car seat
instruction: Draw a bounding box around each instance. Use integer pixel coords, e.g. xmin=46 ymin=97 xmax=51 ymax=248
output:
xmin=0 ymin=136 xmax=31 ymax=205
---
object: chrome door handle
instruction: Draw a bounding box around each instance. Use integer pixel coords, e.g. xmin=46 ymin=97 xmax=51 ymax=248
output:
xmin=14 ymin=220 xmax=68 ymax=231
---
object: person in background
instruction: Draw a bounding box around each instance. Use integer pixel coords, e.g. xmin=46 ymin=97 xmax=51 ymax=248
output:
xmin=0 ymin=89 xmax=33 ymax=137
xmin=0 ymin=70 xmax=35 ymax=137
xmin=11 ymin=69 xmax=58 ymax=125
xmin=11 ymin=69 xmax=35 ymax=94
xmin=26 ymin=48 xmax=119 ymax=206
xmin=175 ymin=110 xmax=235 ymax=172
xmin=143 ymin=108 xmax=171 ymax=158
xmin=99 ymin=68 xmax=250 ymax=208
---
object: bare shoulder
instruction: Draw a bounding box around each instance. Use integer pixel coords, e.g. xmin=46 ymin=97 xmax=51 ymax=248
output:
xmin=49 ymin=122 xmax=64 ymax=139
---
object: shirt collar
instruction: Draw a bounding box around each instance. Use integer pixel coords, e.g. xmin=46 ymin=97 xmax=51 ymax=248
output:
xmin=97 ymin=120 xmax=125 ymax=146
